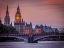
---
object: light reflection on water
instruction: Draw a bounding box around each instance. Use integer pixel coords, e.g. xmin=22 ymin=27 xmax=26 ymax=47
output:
xmin=0 ymin=41 xmax=64 ymax=48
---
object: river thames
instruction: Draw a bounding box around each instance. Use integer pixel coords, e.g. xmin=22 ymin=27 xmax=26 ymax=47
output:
xmin=0 ymin=41 xmax=64 ymax=48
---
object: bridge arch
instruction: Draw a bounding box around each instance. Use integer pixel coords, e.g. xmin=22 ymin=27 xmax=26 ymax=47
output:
xmin=0 ymin=36 xmax=27 ymax=42
xmin=33 ymin=35 xmax=61 ymax=42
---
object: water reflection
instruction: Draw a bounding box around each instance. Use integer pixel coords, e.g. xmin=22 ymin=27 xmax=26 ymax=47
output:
xmin=0 ymin=42 xmax=64 ymax=48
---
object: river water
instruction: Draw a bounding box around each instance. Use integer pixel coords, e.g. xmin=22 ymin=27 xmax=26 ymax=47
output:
xmin=0 ymin=41 xmax=64 ymax=48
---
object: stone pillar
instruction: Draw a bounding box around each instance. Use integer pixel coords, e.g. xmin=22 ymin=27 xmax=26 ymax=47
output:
xmin=28 ymin=33 xmax=33 ymax=43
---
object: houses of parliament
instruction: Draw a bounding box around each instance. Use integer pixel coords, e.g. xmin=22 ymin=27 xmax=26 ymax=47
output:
xmin=0 ymin=4 xmax=55 ymax=35
xmin=3 ymin=4 xmax=32 ymax=35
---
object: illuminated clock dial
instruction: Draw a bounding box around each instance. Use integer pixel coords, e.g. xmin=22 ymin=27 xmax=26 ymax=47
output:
xmin=15 ymin=13 xmax=21 ymax=22
xmin=16 ymin=16 xmax=20 ymax=20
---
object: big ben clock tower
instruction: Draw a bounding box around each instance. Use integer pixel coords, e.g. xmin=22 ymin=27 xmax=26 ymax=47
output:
xmin=15 ymin=4 xmax=21 ymax=23
xmin=14 ymin=4 xmax=21 ymax=33
xmin=14 ymin=4 xmax=25 ymax=33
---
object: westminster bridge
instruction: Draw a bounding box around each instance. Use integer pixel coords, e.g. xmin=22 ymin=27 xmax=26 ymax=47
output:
xmin=0 ymin=33 xmax=64 ymax=43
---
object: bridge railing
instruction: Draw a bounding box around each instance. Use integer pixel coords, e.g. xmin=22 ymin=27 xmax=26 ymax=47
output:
xmin=0 ymin=33 xmax=29 ymax=36
xmin=0 ymin=32 xmax=63 ymax=36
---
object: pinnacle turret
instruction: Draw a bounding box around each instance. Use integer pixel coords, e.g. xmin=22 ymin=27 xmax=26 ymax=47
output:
xmin=6 ymin=5 xmax=9 ymax=16
xmin=17 ymin=3 xmax=20 ymax=10
xmin=4 ymin=5 xmax=10 ymax=26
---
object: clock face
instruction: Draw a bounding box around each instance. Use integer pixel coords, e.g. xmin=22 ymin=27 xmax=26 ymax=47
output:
xmin=15 ymin=14 xmax=21 ymax=22
xmin=16 ymin=16 xmax=19 ymax=20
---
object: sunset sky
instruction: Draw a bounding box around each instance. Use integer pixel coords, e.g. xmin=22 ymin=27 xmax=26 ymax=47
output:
xmin=0 ymin=0 xmax=64 ymax=28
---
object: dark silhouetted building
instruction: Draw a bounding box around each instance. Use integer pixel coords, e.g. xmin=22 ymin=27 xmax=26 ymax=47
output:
xmin=34 ymin=25 xmax=41 ymax=35
xmin=0 ymin=18 xmax=2 ymax=24
xmin=23 ymin=22 xmax=32 ymax=35
xmin=4 ymin=5 xmax=10 ymax=26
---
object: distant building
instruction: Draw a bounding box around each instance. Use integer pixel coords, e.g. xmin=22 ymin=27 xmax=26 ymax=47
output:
xmin=59 ymin=28 xmax=64 ymax=33
xmin=33 ymin=24 xmax=53 ymax=35
xmin=4 ymin=5 xmax=11 ymax=26
xmin=23 ymin=22 xmax=32 ymax=35
xmin=52 ymin=28 xmax=59 ymax=33
xmin=40 ymin=24 xmax=43 ymax=34
xmin=43 ymin=25 xmax=53 ymax=32
xmin=34 ymin=25 xmax=41 ymax=35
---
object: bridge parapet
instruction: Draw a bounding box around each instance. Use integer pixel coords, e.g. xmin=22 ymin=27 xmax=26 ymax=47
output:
xmin=33 ymin=34 xmax=64 ymax=41
xmin=0 ymin=34 xmax=63 ymax=43
xmin=0 ymin=34 xmax=28 ymax=41
xmin=0 ymin=34 xmax=28 ymax=36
